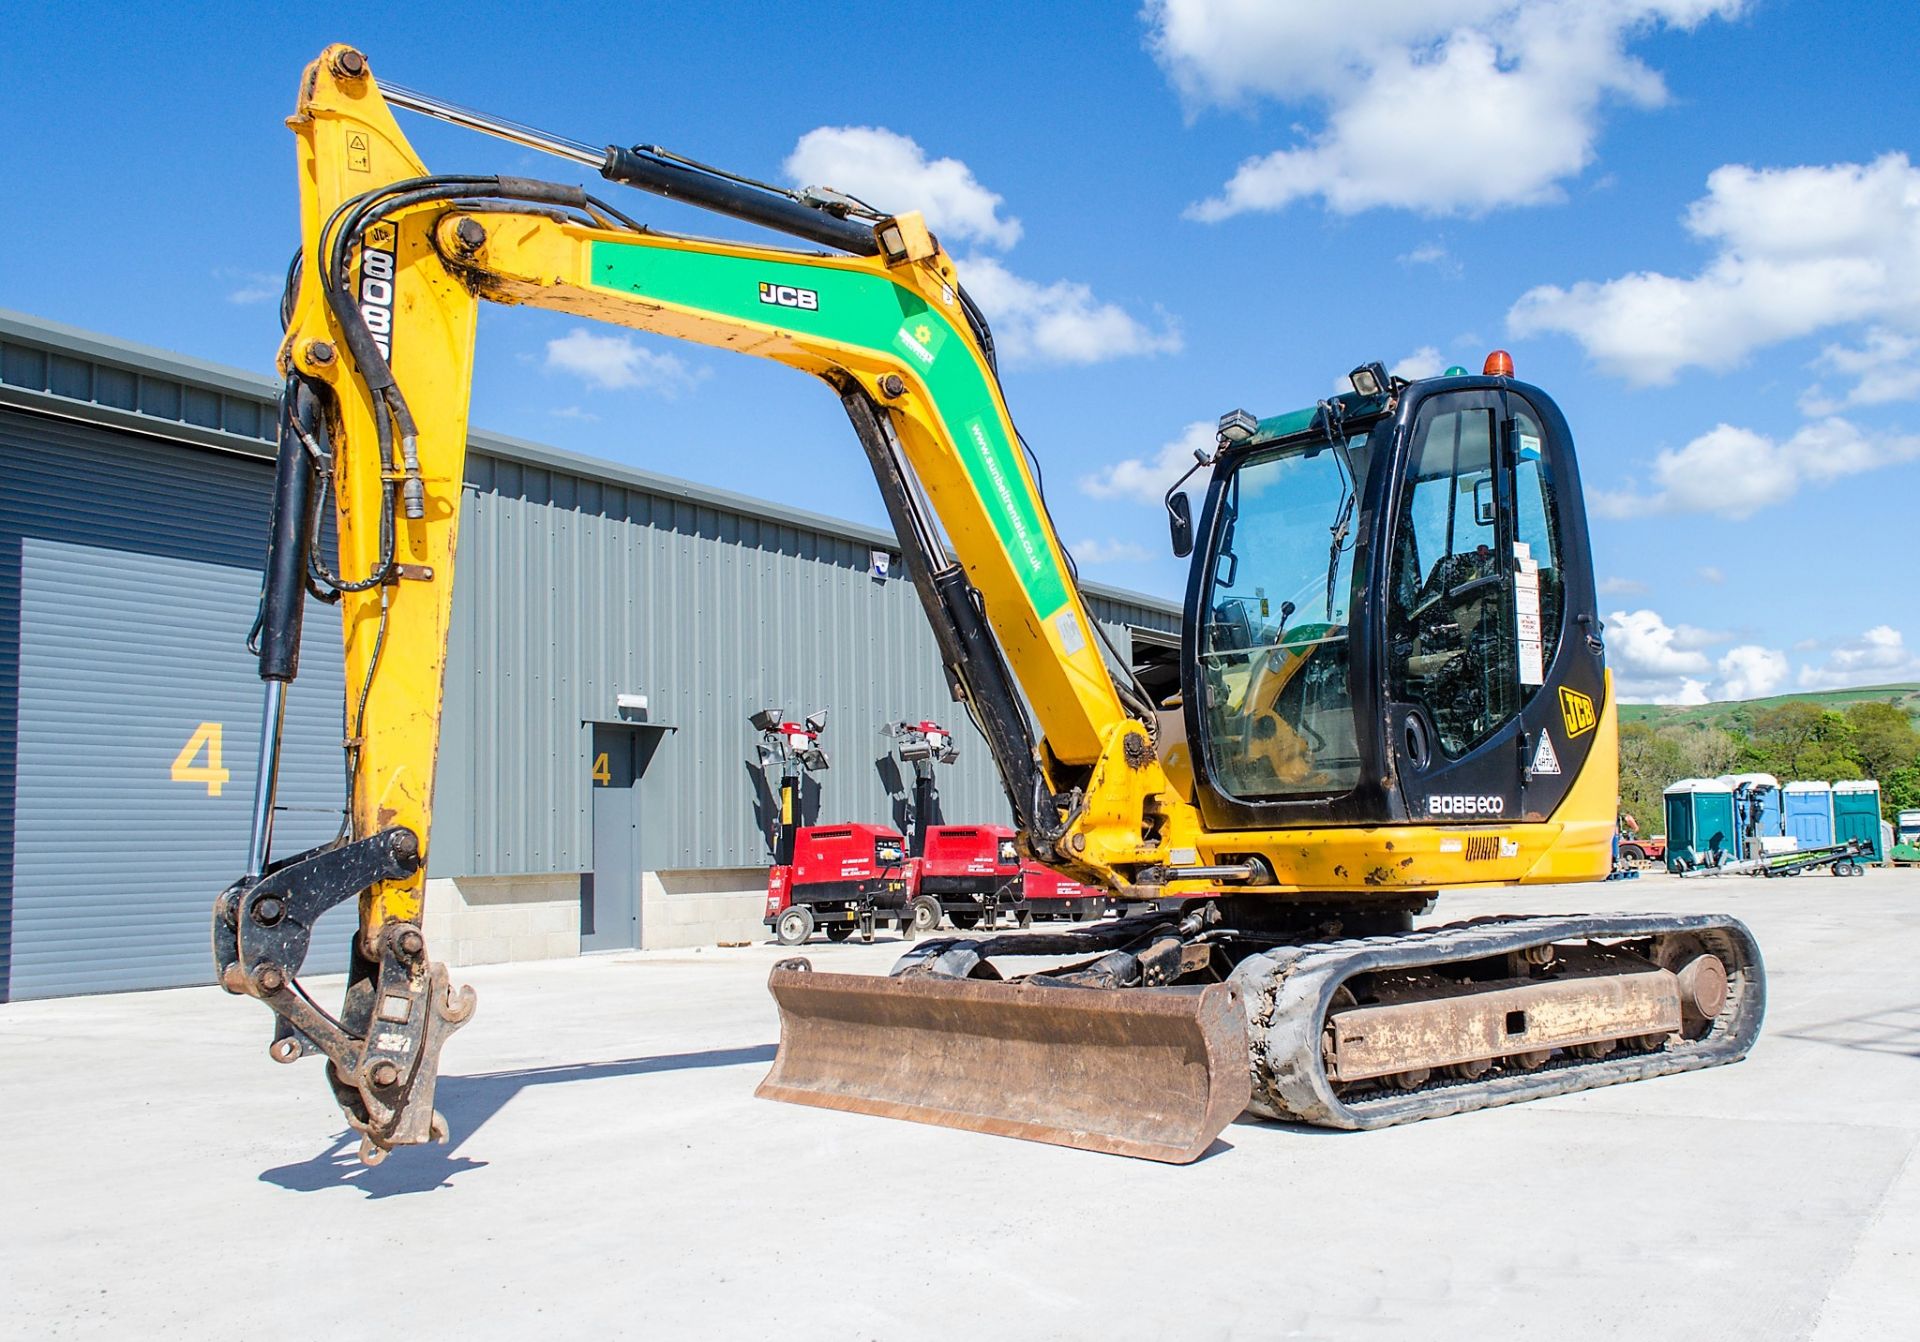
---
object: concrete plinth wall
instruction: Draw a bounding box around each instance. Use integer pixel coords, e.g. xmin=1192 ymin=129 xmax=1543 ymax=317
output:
xmin=641 ymin=868 xmax=767 ymax=949
xmin=421 ymin=875 xmax=583 ymax=968
xmin=423 ymin=869 xmax=768 ymax=964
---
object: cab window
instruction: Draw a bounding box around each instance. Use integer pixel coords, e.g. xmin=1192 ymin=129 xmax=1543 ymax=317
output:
xmin=1386 ymin=400 xmax=1517 ymax=756
xmin=1510 ymin=405 xmax=1563 ymax=690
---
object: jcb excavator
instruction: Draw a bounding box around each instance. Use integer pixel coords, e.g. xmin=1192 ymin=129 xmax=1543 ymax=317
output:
xmin=214 ymin=46 xmax=1763 ymax=1165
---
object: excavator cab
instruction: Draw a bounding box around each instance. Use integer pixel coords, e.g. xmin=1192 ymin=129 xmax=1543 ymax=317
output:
xmin=1184 ymin=362 xmax=1607 ymax=839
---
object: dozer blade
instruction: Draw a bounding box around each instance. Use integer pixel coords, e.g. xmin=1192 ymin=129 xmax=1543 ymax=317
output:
xmin=758 ymin=962 xmax=1250 ymax=1163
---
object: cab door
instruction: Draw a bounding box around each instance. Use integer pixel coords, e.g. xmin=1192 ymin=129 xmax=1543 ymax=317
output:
xmin=1382 ymin=385 xmax=1601 ymax=823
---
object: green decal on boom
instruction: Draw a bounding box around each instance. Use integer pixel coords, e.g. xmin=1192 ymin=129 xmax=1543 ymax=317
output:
xmin=587 ymin=241 xmax=1069 ymax=617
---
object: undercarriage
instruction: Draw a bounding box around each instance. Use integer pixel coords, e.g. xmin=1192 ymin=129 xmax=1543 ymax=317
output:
xmin=759 ymin=901 xmax=1764 ymax=1160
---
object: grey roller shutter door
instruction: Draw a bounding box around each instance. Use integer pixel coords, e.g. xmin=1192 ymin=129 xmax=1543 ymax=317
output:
xmin=1 ymin=409 xmax=350 ymax=999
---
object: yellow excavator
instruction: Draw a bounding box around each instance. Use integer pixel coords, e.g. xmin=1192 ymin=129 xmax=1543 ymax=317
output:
xmin=214 ymin=46 xmax=1763 ymax=1165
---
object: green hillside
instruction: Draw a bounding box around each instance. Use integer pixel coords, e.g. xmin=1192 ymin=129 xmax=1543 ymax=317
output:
xmin=1619 ymin=683 xmax=1920 ymax=730
xmin=1615 ymin=683 xmax=1920 ymax=826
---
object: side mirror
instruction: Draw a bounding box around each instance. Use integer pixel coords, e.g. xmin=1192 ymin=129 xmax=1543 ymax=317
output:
xmin=1167 ymin=491 xmax=1193 ymax=558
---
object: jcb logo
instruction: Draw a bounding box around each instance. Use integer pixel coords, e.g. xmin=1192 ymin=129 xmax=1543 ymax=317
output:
xmin=759 ymin=282 xmax=818 ymax=311
xmin=1559 ymin=686 xmax=1597 ymax=739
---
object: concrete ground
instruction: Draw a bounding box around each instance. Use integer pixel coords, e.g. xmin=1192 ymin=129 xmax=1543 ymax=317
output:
xmin=4 ymin=870 xmax=1916 ymax=1340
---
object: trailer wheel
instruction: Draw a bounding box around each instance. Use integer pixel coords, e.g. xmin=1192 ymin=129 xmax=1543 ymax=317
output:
xmin=775 ymin=906 xmax=816 ymax=946
xmin=825 ymin=923 xmax=854 ymax=942
xmin=910 ymin=896 xmax=942 ymax=933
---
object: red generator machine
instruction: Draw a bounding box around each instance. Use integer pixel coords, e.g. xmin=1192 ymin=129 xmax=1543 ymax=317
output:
xmin=751 ymin=707 xmax=910 ymax=946
xmin=913 ymin=823 xmax=1028 ymax=931
xmin=764 ymin=823 xmax=912 ymax=945
xmin=1019 ymin=861 xmax=1103 ymax=922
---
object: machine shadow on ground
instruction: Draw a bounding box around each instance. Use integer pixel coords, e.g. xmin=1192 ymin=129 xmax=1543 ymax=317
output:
xmin=1781 ymin=1002 xmax=1920 ymax=1059
xmin=258 ymin=1044 xmax=778 ymax=1199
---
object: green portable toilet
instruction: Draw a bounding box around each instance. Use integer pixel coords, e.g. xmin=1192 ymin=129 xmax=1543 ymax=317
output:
xmin=1664 ymin=778 xmax=1737 ymax=871
xmin=1833 ymin=781 xmax=1884 ymax=863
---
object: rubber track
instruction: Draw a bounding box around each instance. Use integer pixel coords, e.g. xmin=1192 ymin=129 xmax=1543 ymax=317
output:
xmin=1230 ymin=912 xmax=1765 ymax=1129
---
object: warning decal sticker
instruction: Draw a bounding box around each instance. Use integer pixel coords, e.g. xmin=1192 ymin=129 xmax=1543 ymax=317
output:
xmin=1531 ymin=732 xmax=1562 ymax=776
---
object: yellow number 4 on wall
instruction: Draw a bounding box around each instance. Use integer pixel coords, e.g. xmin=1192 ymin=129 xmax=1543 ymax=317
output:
xmin=171 ymin=722 xmax=231 ymax=797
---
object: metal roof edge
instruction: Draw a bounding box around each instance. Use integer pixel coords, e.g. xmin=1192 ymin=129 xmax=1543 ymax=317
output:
xmin=0 ymin=306 xmax=284 ymax=402
xmin=0 ymin=306 xmax=1179 ymax=618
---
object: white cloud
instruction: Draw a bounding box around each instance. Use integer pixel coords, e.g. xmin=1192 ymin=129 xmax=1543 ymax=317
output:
xmin=1392 ymin=346 xmax=1448 ymax=381
xmin=218 ymin=268 xmax=279 ymax=305
xmin=1800 ymin=328 xmax=1920 ymax=414
xmin=1608 ymin=608 xmax=1714 ymax=679
xmin=1716 ymin=644 xmax=1788 ymax=698
xmin=1665 ymin=678 xmax=1712 ymax=707
xmin=1510 ymin=153 xmax=1920 ymax=385
xmin=544 ymin=329 xmax=701 ymax=395
xmin=1671 ymin=623 xmax=1731 ymax=651
xmin=783 ymin=126 xmax=1175 ymax=366
xmin=1608 ymin=608 xmax=1796 ymax=702
xmin=1798 ymin=625 xmax=1920 ymax=690
xmin=784 ymin=126 xmax=1021 ymax=250
xmin=959 ymin=256 xmax=1182 ymax=365
xmin=1398 ymin=242 xmax=1461 ymax=276
xmin=1080 ymin=420 xmax=1216 ymax=505
xmin=1696 ymin=565 xmax=1725 ymax=584
xmin=1592 ymin=418 xmax=1920 ymax=520
xmin=1149 ymin=0 xmax=1742 ymax=220
xmin=550 ymin=405 xmax=600 ymax=423
xmin=1071 ymin=537 xmax=1154 ymax=565
xmin=1598 ymin=576 xmax=1648 ymax=596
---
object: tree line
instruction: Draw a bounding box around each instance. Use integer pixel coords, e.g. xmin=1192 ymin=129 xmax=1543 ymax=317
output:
xmin=1619 ymin=700 xmax=1920 ymax=832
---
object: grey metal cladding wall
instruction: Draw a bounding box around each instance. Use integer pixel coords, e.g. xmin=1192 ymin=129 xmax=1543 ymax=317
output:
xmin=0 ymin=411 xmax=350 ymax=999
xmin=431 ymin=459 xmax=1182 ymax=880
xmin=436 ymin=453 xmax=1034 ymax=877
xmin=2 ymin=307 xmax=1183 ymax=895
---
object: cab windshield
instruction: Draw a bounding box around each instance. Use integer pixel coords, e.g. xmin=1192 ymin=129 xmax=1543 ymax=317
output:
xmin=1198 ymin=429 xmax=1373 ymax=800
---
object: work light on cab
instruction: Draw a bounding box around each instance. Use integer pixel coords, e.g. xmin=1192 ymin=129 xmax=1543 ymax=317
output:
xmin=1216 ymin=408 xmax=1258 ymax=445
xmin=1347 ymin=361 xmax=1389 ymax=398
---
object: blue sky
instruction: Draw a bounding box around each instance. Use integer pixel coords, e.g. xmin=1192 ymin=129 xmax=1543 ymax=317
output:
xmin=3 ymin=1 xmax=1916 ymax=703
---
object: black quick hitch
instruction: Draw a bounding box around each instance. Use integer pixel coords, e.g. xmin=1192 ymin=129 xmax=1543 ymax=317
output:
xmin=212 ymin=827 xmax=476 ymax=1163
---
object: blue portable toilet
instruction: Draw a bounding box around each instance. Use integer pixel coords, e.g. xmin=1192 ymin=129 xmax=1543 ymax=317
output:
xmin=1720 ymin=773 xmax=1783 ymax=859
xmin=1664 ymin=779 xmax=1737 ymax=871
xmin=1783 ymin=782 xmax=1835 ymax=849
xmin=1833 ymin=781 xmax=1884 ymax=863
